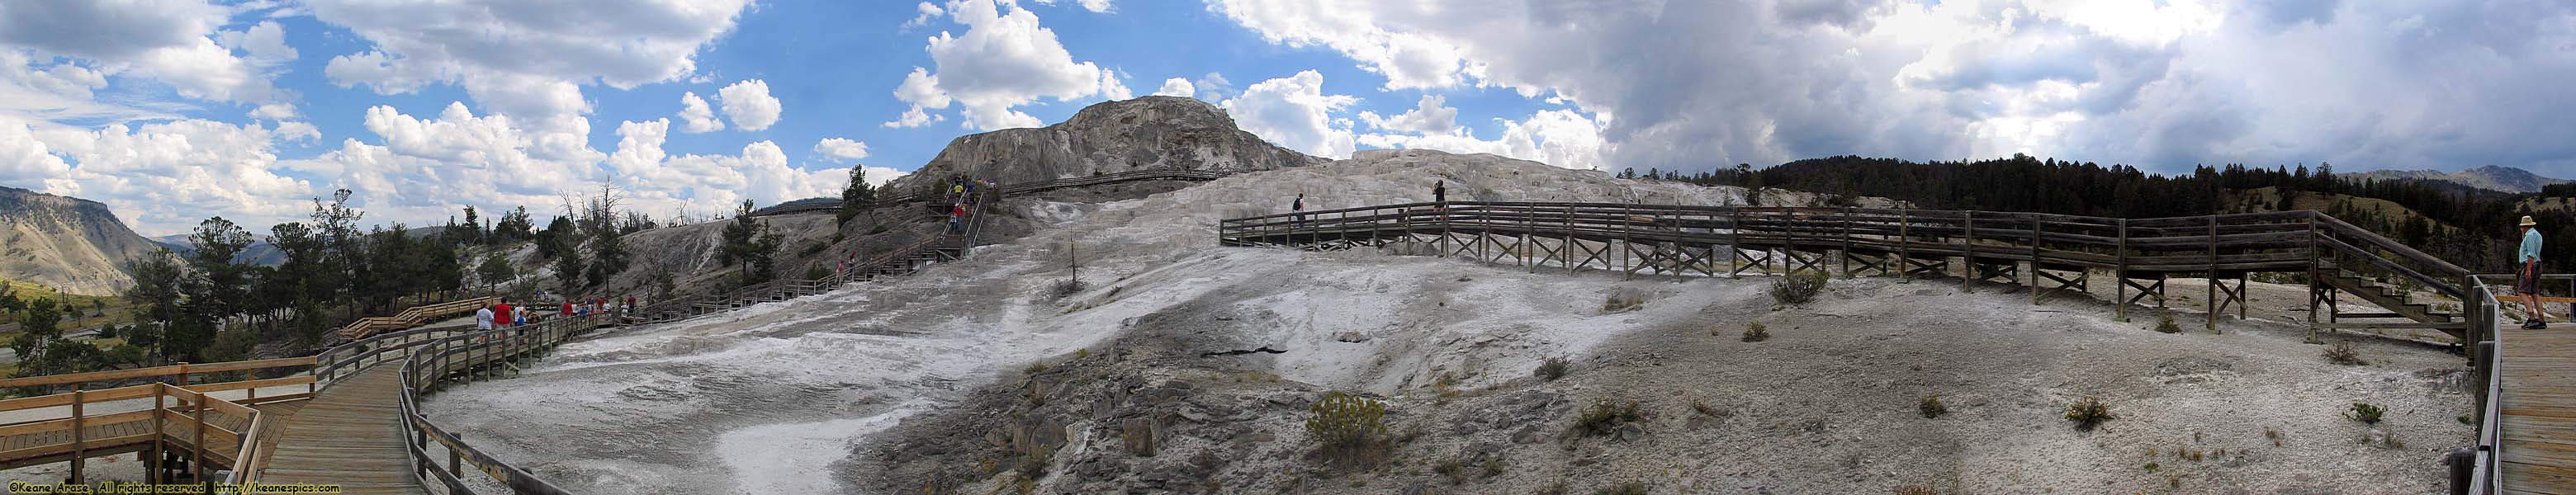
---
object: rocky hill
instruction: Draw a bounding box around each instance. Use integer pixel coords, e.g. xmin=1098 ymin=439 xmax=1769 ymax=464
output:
xmin=2351 ymin=165 xmax=2567 ymax=193
xmin=884 ymin=96 xmax=1325 ymax=196
xmin=0 ymin=186 xmax=162 ymax=295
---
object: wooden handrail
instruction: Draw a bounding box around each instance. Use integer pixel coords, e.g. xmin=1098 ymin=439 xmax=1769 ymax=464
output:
xmin=0 ymin=356 xmax=315 ymax=389
xmin=1219 ymin=202 xmax=2466 ymax=299
xmin=391 ymin=314 xmax=607 ymax=495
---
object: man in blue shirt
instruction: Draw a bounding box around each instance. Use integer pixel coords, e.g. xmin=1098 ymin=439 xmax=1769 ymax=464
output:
xmin=2520 ymin=215 xmax=2548 ymax=328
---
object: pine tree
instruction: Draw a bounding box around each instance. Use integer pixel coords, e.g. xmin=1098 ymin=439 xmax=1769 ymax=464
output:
xmin=554 ymin=243 xmax=587 ymax=291
xmin=478 ymin=253 xmax=516 ymax=286
xmin=582 ymin=182 xmax=631 ymax=288
xmin=717 ymin=200 xmax=782 ymax=286
xmin=839 ymin=167 xmax=878 ymax=224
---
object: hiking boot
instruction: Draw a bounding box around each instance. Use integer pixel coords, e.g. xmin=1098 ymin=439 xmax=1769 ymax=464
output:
xmin=2525 ymin=319 xmax=2548 ymax=329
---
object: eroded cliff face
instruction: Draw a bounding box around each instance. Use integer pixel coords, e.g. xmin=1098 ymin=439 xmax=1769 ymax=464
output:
xmin=886 ymin=96 xmax=1324 ymax=196
xmin=0 ymin=186 xmax=160 ymax=295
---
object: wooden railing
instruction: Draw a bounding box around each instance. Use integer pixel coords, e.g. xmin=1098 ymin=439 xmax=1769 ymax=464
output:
xmin=2462 ymin=275 xmax=2506 ymax=495
xmin=0 ymin=356 xmax=322 ymax=404
xmin=1221 ymin=203 xmax=2468 ymax=297
xmin=395 ymin=313 xmax=608 ymax=495
xmin=335 ymin=296 xmax=500 ymax=340
xmin=0 ymin=382 xmax=275 ymax=485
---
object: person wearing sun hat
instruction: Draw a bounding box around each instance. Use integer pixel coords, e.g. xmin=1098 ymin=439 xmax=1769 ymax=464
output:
xmin=2519 ymin=215 xmax=2548 ymax=328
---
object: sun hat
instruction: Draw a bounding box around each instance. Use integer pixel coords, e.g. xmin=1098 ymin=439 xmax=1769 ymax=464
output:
xmin=2522 ymin=215 xmax=2539 ymax=227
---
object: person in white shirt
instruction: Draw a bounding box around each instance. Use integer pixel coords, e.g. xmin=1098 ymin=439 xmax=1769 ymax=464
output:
xmin=476 ymin=304 xmax=495 ymax=331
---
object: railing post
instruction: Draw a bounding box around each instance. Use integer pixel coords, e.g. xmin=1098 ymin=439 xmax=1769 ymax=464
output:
xmin=1564 ymin=203 xmax=1576 ymax=273
xmin=2030 ymin=216 xmax=2043 ymax=304
xmin=1963 ymin=211 xmax=1976 ymax=292
xmin=448 ymin=432 xmax=463 ymax=478
xmin=1620 ymin=201 xmax=1635 ymax=276
xmin=1729 ymin=207 xmax=1743 ymax=276
xmin=2115 ymin=219 xmax=2130 ymax=323
xmin=69 ymin=384 xmax=83 ymax=483
xmin=150 ymin=389 xmax=164 ymax=483
xmin=192 ymin=390 xmax=207 ymax=484
xmin=1525 ymin=202 xmax=1537 ymax=272
xmin=2208 ymin=214 xmax=2220 ymax=333
xmin=1840 ymin=207 xmax=1854 ymax=276
xmin=1896 ymin=210 xmax=1911 ymax=280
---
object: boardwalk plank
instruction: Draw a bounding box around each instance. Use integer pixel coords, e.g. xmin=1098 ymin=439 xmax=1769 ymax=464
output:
xmin=2503 ymin=323 xmax=2576 ymax=493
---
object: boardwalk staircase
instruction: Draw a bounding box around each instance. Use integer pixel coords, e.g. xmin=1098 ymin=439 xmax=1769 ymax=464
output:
xmin=2313 ymin=262 xmax=2461 ymax=325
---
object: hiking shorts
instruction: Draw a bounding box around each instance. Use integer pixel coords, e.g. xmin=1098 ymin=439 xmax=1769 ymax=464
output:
xmin=2520 ymin=263 xmax=2542 ymax=295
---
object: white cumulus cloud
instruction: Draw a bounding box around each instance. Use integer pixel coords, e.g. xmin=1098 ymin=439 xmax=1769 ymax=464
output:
xmin=1153 ymin=78 xmax=1195 ymax=97
xmin=1222 ymin=70 xmax=1357 ymax=159
xmin=1359 ymin=95 xmax=1461 ymax=135
xmin=895 ymin=0 xmax=1127 ymax=130
xmin=677 ymin=92 xmax=724 ymax=133
xmin=717 ymin=79 xmax=782 ymax=131
xmin=814 ymin=138 xmax=870 ymax=162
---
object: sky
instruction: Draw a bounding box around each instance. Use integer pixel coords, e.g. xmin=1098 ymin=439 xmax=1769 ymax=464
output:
xmin=0 ymin=0 xmax=2569 ymax=236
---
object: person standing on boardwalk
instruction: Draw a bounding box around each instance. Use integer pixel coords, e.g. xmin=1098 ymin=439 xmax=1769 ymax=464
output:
xmin=1432 ymin=181 xmax=1447 ymax=210
xmin=2522 ymin=215 xmax=2549 ymax=328
xmin=476 ymin=304 xmax=495 ymax=332
xmin=492 ymin=299 xmax=514 ymax=331
xmin=1293 ymin=193 xmax=1306 ymax=225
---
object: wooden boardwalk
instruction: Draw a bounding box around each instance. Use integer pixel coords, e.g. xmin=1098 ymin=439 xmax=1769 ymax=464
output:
xmin=255 ymin=364 xmax=422 ymax=494
xmin=2498 ymin=321 xmax=2576 ymax=493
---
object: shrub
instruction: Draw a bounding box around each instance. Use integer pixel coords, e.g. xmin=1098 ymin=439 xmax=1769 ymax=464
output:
xmin=1574 ymin=399 xmax=1645 ymax=437
xmin=1481 ymin=458 xmax=1505 ymax=478
xmin=2345 ymin=403 xmax=2386 ymax=424
xmin=800 ymin=242 xmax=828 ymax=257
xmin=803 ymin=266 xmax=832 ymax=280
xmin=2064 ymin=396 xmax=2114 ymax=430
xmin=1603 ymin=288 xmax=1646 ymax=313
xmin=1593 ymin=482 xmax=1649 ymax=495
xmin=1048 ymin=279 xmax=1088 ymax=301
xmin=867 ymin=224 xmax=891 ymax=235
xmin=1769 ymin=271 xmax=1828 ymax=306
xmin=1534 ymin=356 xmax=1570 ymax=381
xmin=1434 ymin=455 xmax=1468 ymax=484
xmin=1306 ymin=392 xmax=1390 ymax=469
xmin=1918 ymin=394 xmax=1947 ymax=418
xmin=2324 ymin=342 xmax=2366 ymax=365
xmin=2153 ymin=312 xmax=2181 ymax=333
xmin=1742 ymin=323 xmax=1770 ymax=342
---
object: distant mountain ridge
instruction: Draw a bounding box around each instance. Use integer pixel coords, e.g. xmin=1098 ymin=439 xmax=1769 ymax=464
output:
xmin=0 ymin=186 xmax=163 ymax=295
xmin=153 ymin=233 xmax=288 ymax=266
xmin=2351 ymin=165 xmax=2568 ymax=194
